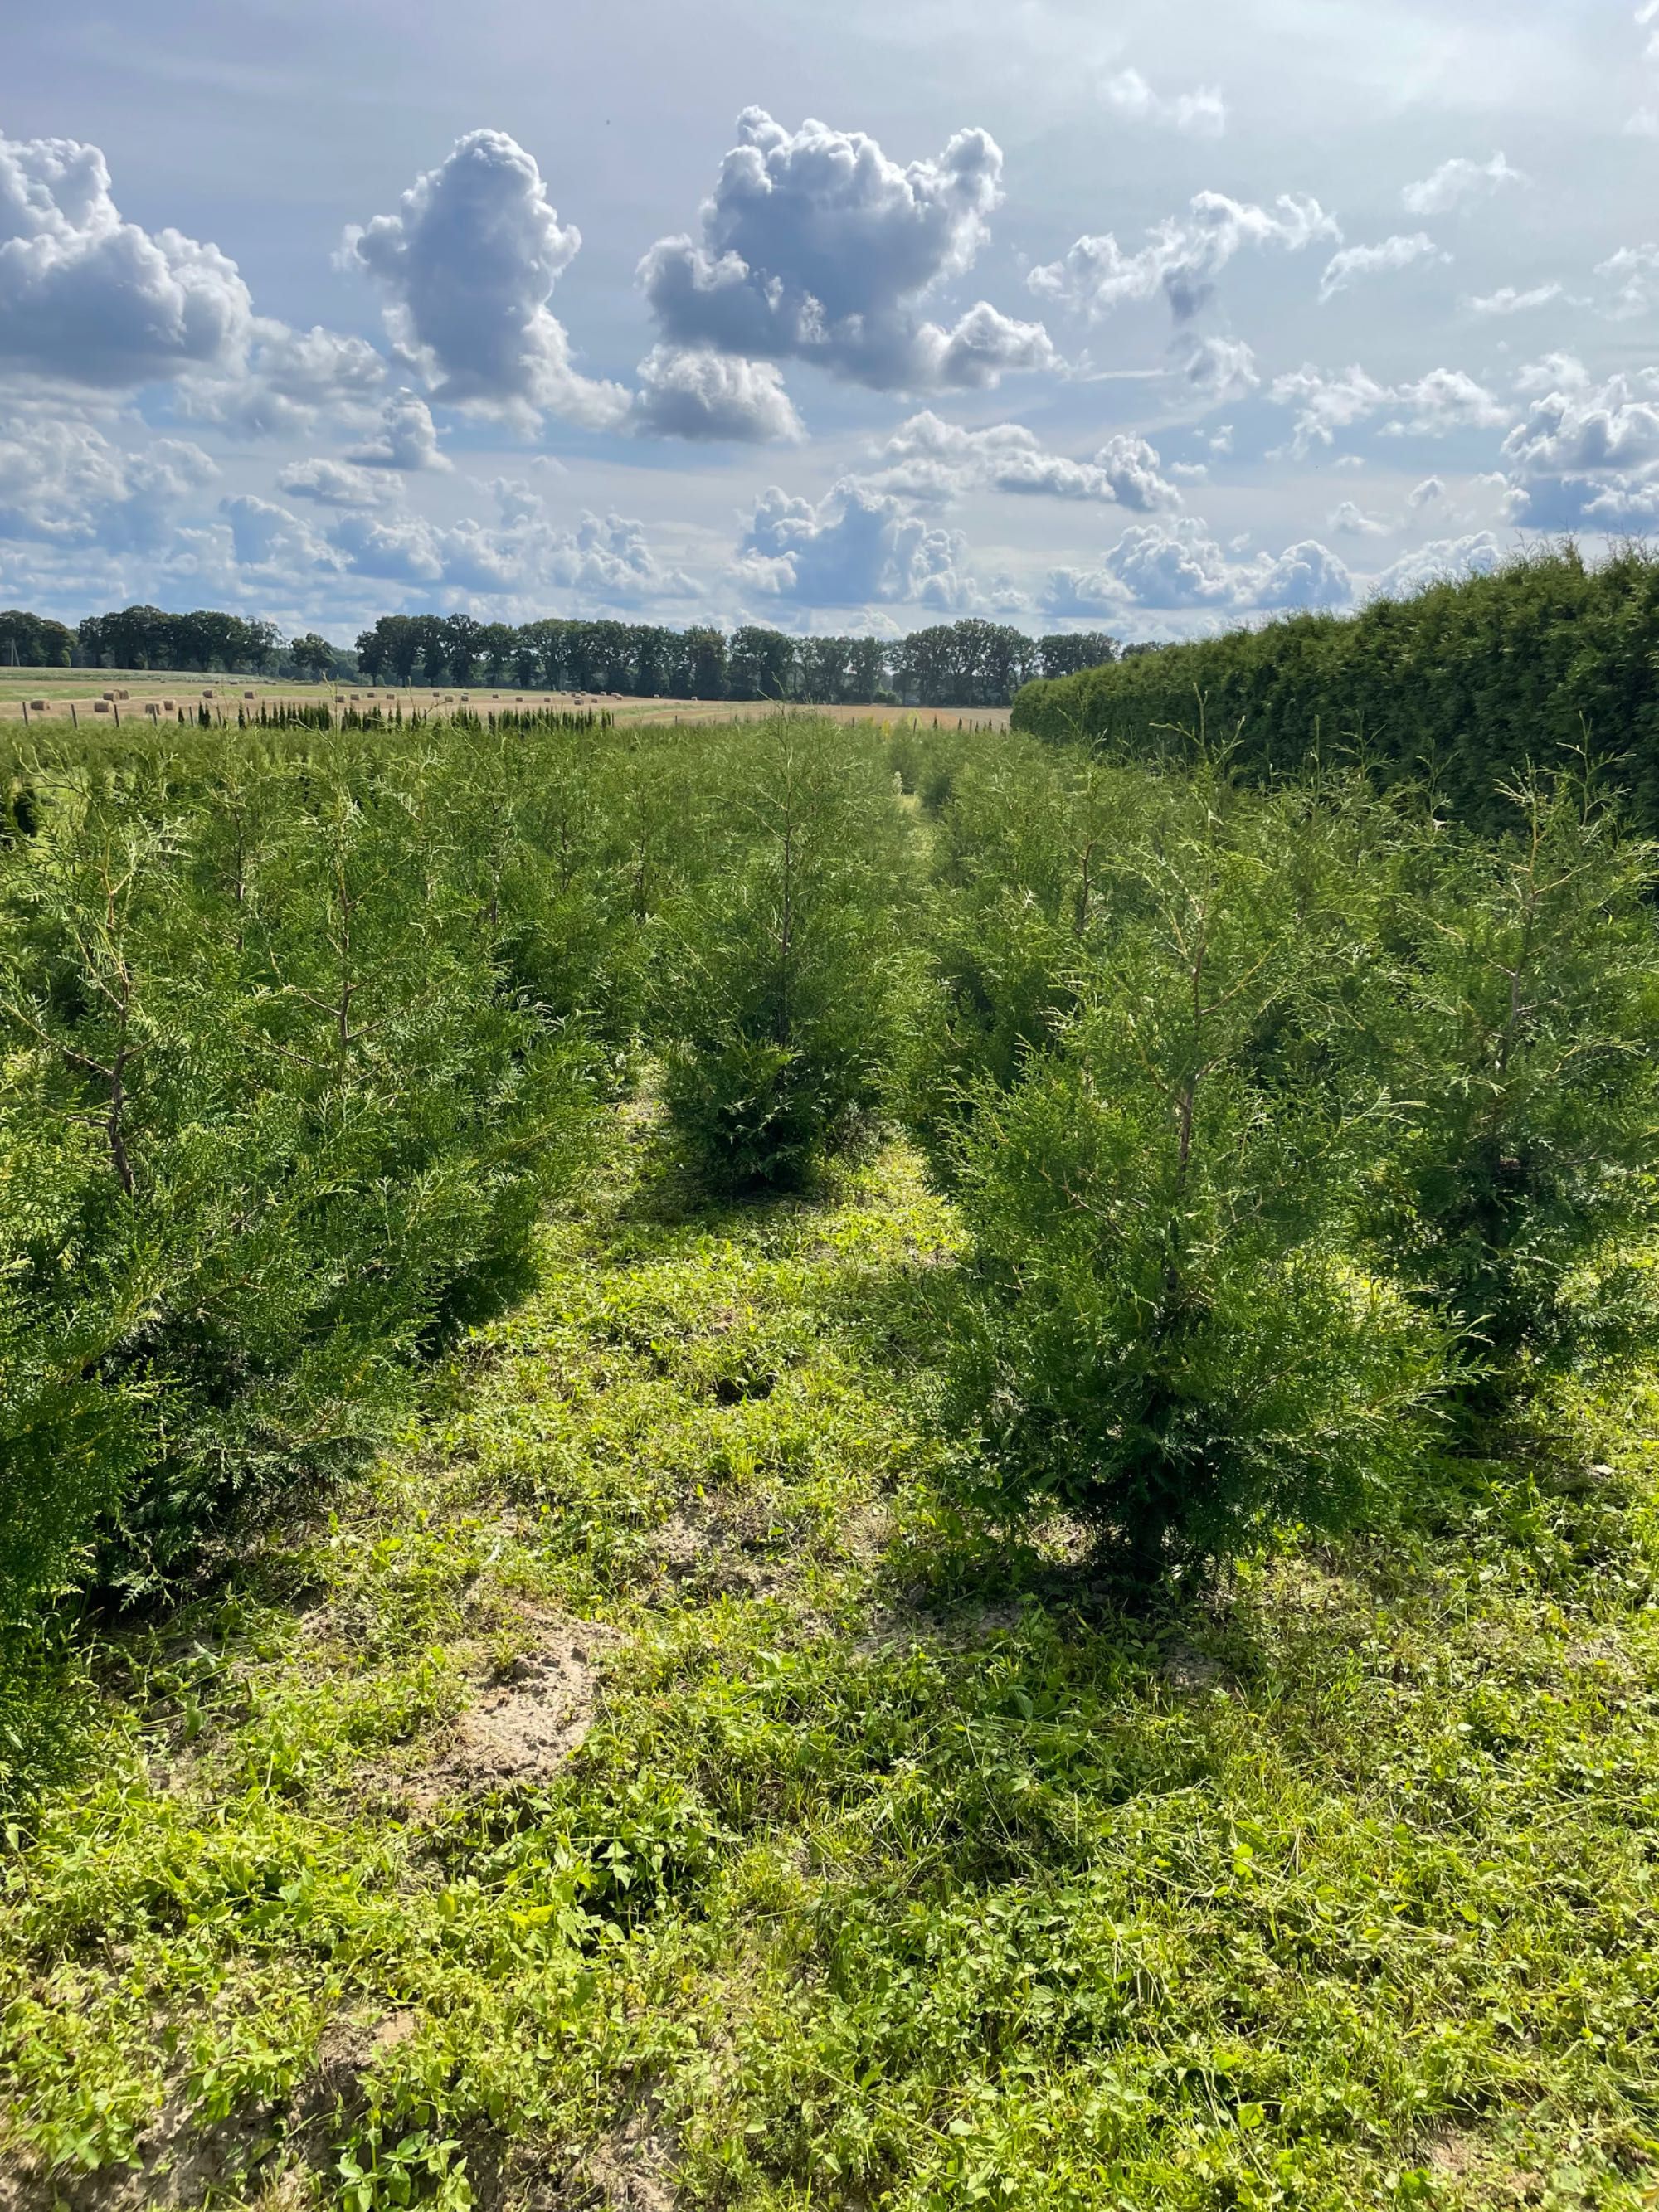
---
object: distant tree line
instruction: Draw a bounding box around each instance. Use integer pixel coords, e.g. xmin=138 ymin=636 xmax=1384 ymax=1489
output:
xmin=350 ymin=615 xmax=1116 ymax=706
xmin=78 ymin=609 xmax=283 ymax=674
xmin=0 ymin=611 xmax=75 ymax=669
xmin=1 ymin=604 xmax=1117 ymax=707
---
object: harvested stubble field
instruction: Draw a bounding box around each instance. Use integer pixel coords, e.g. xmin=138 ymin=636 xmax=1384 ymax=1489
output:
xmin=0 ymin=672 xmax=1009 ymax=732
xmin=0 ymin=704 xmax=1653 ymax=2211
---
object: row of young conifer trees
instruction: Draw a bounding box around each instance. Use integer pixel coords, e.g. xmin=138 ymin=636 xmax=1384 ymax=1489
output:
xmin=893 ymin=729 xmax=1659 ymax=1580
xmin=2 ymin=710 xmax=1656 ymax=1617
xmin=0 ymin=718 xmax=701 ymax=1610
xmin=660 ymin=717 xmax=1659 ymax=1582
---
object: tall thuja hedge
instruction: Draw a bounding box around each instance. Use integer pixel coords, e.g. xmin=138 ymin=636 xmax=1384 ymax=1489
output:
xmin=1010 ymin=547 xmax=1659 ymax=834
xmin=0 ymin=726 xmax=616 ymax=1610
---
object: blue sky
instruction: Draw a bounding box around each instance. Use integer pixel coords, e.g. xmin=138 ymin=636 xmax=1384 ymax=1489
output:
xmin=2 ymin=0 xmax=1657 ymax=642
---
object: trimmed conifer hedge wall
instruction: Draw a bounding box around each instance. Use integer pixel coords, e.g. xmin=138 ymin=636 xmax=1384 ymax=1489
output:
xmin=1010 ymin=547 xmax=1659 ymax=833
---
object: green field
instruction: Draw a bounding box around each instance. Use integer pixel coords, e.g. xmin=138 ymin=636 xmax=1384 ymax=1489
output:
xmin=1 ymin=703 xmax=1655 ymax=2209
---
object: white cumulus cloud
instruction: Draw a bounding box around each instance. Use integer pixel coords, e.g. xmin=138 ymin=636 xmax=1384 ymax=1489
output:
xmin=1327 ymin=500 xmax=1393 ymax=537
xmin=1596 ymin=243 xmax=1659 ymax=320
xmin=632 ymin=346 xmax=805 ymax=441
xmin=1029 ymin=191 xmax=1340 ymax=324
xmin=278 ymin=458 xmax=401 ymax=508
xmin=1464 ymin=282 xmax=1564 ymax=315
xmin=348 ymin=388 xmax=450 ymax=471
xmin=0 ymin=126 xmax=253 ymax=389
xmin=343 ymin=129 xmax=630 ymax=429
xmin=1514 ymin=351 xmax=1591 ymax=396
xmin=437 ymin=499 xmax=699 ymax=603
xmin=1499 ymin=371 xmax=1659 ymax=527
xmin=0 ymin=411 xmax=218 ymax=547
xmin=864 ymin=411 xmax=1182 ymax=508
xmin=1270 ymin=362 xmax=1392 ymax=456
xmin=1044 ymin=515 xmax=1353 ymax=614
xmin=226 ymin=479 xmax=700 ymax=610
xmin=639 ymin=109 xmax=1053 ymax=395
xmin=1271 ymin=362 xmax=1507 ymax=455
xmin=1179 ymin=334 xmax=1260 ymax=402
xmin=1389 ymin=367 xmax=1509 ymax=435
xmin=1370 ymin=533 xmax=1504 ymax=596
xmin=178 ymin=319 xmax=386 ymax=440
xmin=734 ymin=479 xmax=988 ymax=609
xmin=221 ymin=493 xmax=340 ymax=576
xmin=1319 ymin=233 xmax=1447 ymax=303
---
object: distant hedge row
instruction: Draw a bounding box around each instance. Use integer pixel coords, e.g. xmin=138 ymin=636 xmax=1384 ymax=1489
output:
xmin=1010 ymin=547 xmax=1659 ymax=834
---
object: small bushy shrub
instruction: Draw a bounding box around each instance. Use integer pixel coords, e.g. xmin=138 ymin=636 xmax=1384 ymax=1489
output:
xmin=906 ymin=748 xmax=1177 ymax=1155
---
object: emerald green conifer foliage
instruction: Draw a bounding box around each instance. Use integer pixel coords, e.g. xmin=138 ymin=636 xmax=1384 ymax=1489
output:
xmin=0 ymin=728 xmax=615 ymax=1607
xmin=944 ymin=777 xmax=1449 ymax=1582
xmin=654 ymin=723 xmax=912 ymax=1189
xmin=1011 ymin=545 xmax=1659 ymax=836
xmin=1360 ymin=775 xmax=1659 ymax=1404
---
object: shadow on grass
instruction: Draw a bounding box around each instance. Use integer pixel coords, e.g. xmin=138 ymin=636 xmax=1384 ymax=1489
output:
xmin=603 ymin=1093 xmax=900 ymax=1239
xmin=0 ymin=1625 xmax=109 ymax=1827
xmin=603 ymin=1105 xmax=1648 ymax=1688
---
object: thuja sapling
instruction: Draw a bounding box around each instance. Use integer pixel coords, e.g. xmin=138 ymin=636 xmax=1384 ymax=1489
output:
xmin=946 ymin=780 xmax=1447 ymax=1585
xmin=1362 ymin=772 xmax=1659 ymax=1409
xmin=0 ymin=726 xmax=603 ymax=1602
xmin=655 ymin=720 xmax=912 ymax=1189
xmin=905 ymin=745 xmax=1174 ymax=1156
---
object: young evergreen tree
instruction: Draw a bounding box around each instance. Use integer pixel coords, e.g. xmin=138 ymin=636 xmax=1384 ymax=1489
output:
xmin=0 ymin=726 xmax=601 ymax=1602
xmin=0 ymin=801 xmax=173 ymax=1611
xmin=946 ymin=780 xmax=1447 ymax=1585
xmin=906 ymin=744 xmax=1180 ymax=1157
xmin=655 ymin=722 xmax=910 ymax=1189
xmin=1361 ymin=774 xmax=1659 ymax=1407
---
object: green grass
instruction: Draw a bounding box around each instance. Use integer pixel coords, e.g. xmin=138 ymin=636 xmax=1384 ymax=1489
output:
xmin=2 ymin=1110 xmax=1657 ymax=2209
